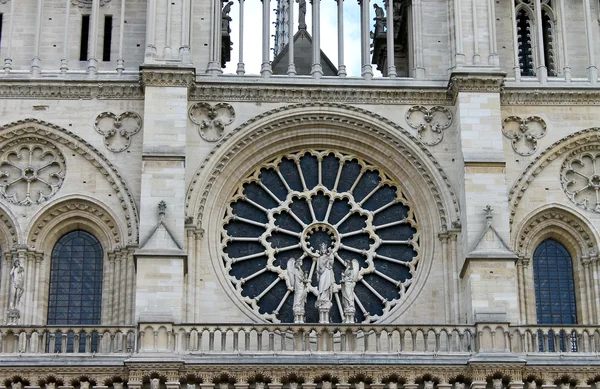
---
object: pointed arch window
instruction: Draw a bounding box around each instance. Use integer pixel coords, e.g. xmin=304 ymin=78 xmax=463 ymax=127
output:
xmin=533 ymin=238 xmax=577 ymax=351
xmin=47 ymin=230 xmax=104 ymax=352
xmin=515 ymin=0 xmax=558 ymax=77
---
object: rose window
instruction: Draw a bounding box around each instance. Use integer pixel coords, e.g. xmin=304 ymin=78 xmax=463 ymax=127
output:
xmin=561 ymin=151 xmax=600 ymax=213
xmin=0 ymin=143 xmax=66 ymax=206
xmin=222 ymin=150 xmax=420 ymax=323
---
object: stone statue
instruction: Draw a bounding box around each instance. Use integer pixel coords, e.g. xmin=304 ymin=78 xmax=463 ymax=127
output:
xmin=286 ymin=256 xmax=308 ymax=323
xmin=315 ymin=243 xmax=335 ymax=323
xmin=9 ymin=258 xmax=25 ymax=310
xmin=373 ymin=4 xmax=386 ymax=36
xmin=150 ymin=378 xmax=160 ymax=389
xmin=297 ymin=0 xmax=307 ymax=29
xmin=222 ymin=1 xmax=234 ymax=34
xmin=341 ymin=259 xmax=359 ymax=323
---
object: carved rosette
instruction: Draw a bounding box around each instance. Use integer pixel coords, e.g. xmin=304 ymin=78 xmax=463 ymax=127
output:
xmin=94 ymin=111 xmax=143 ymax=153
xmin=502 ymin=116 xmax=547 ymax=156
xmin=0 ymin=140 xmax=65 ymax=206
xmin=221 ymin=149 xmax=420 ymax=323
xmin=561 ymin=150 xmax=600 ymax=213
xmin=189 ymin=102 xmax=235 ymax=141
xmin=405 ymin=106 xmax=452 ymax=146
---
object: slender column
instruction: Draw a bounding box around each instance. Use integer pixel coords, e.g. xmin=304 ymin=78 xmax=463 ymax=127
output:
xmin=580 ymin=259 xmax=589 ymax=323
xmin=594 ymin=257 xmax=600 ymax=324
xmin=108 ymin=253 xmax=116 ymax=324
xmin=31 ymin=0 xmax=44 ymax=76
xmin=583 ymin=0 xmax=598 ymax=83
xmin=261 ymin=0 xmax=273 ymax=76
xmin=522 ymin=260 xmax=532 ymax=322
xmin=310 ymin=0 xmax=323 ymax=77
xmin=61 ymin=0 xmax=71 ymax=73
xmin=517 ymin=259 xmax=526 ymax=323
xmin=386 ymin=0 xmax=396 ymax=77
xmin=440 ymin=235 xmax=451 ymax=323
xmin=0 ymin=257 xmax=9 ymax=315
xmin=287 ymin=0 xmax=296 ymax=75
xmin=126 ymin=251 xmax=135 ymax=324
xmin=558 ymin=0 xmax=570 ymax=81
xmin=33 ymin=255 xmax=42 ymax=324
xmin=115 ymin=255 xmax=122 ymax=324
xmin=3 ymin=0 xmax=15 ymax=73
xmin=164 ymin=0 xmax=173 ymax=57
xmin=336 ymin=0 xmax=346 ymax=76
xmin=360 ymin=0 xmax=373 ymax=79
xmin=487 ymin=0 xmax=497 ymax=65
xmin=194 ymin=231 xmax=201 ymax=321
xmin=121 ymin=251 xmax=127 ymax=324
xmin=533 ymin=0 xmax=547 ymax=82
xmin=145 ymin=0 xmax=157 ymax=59
xmin=24 ymin=253 xmax=35 ymax=323
xmin=509 ymin=0 xmax=521 ymax=81
xmin=88 ymin=0 xmax=101 ymax=75
xmin=180 ymin=0 xmax=191 ymax=62
xmin=471 ymin=0 xmax=479 ymax=64
xmin=412 ymin=0 xmax=425 ymax=78
xmin=207 ymin=0 xmax=223 ymax=73
xmin=117 ymin=0 xmax=126 ymax=73
xmin=584 ymin=259 xmax=595 ymax=323
xmin=238 ymin=0 xmax=246 ymax=74
xmin=453 ymin=0 xmax=465 ymax=65
xmin=450 ymin=233 xmax=460 ymax=322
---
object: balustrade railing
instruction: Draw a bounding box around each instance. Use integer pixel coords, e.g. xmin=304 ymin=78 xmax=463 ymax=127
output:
xmin=1 ymin=323 xmax=598 ymax=356
xmin=0 ymin=326 xmax=135 ymax=354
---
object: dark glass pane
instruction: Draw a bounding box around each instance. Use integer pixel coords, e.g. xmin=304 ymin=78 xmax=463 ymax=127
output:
xmin=47 ymin=230 xmax=103 ymax=326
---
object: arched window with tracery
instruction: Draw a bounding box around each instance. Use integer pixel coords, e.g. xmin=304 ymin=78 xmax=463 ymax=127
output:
xmin=47 ymin=230 xmax=104 ymax=352
xmin=533 ymin=238 xmax=577 ymax=350
xmin=514 ymin=0 xmax=558 ymax=77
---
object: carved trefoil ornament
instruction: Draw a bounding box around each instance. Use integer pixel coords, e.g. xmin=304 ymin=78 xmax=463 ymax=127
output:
xmin=501 ymin=116 xmax=547 ymax=156
xmin=405 ymin=106 xmax=452 ymax=146
xmin=94 ymin=111 xmax=143 ymax=153
xmin=561 ymin=150 xmax=600 ymax=213
xmin=0 ymin=141 xmax=65 ymax=206
xmin=189 ymin=102 xmax=235 ymax=141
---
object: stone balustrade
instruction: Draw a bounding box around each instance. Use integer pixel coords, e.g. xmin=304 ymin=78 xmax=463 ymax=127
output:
xmin=1 ymin=323 xmax=598 ymax=356
xmin=0 ymin=325 xmax=135 ymax=354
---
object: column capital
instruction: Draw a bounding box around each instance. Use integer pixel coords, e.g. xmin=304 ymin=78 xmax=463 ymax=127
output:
xmin=448 ymin=71 xmax=506 ymax=97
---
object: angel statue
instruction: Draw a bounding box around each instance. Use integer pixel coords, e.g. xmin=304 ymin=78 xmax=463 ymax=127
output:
xmin=341 ymin=259 xmax=360 ymax=323
xmin=315 ymin=242 xmax=335 ymax=323
xmin=285 ymin=256 xmax=308 ymax=323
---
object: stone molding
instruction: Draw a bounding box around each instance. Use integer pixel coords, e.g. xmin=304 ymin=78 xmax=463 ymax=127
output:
xmin=508 ymin=127 xmax=600 ymax=225
xmin=447 ymin=72 xmax=505 ymax=99
xmin=71 ymin=0 xmax=111 ymax=7
xmin=185 ymin=102 xmax=461 ymax=232
xmin=514 ymin=205 xmax=597 ymax=259
xmin=501 ymin=87 xmax=600 ymax=106
xmin=190 ymin=84 xmax=451 ymax=105
xmin=0 ymin=81 xmax=143 ymax=100
xmin=141 ymin=66 xmax=196 ymax=88
xmin=0 ymin=119 xmax=139 ymax=243
xmin=0 ymin=207 xmax=18 ymax=246
xmin=1 ymin=364 xmax=600 ymax=388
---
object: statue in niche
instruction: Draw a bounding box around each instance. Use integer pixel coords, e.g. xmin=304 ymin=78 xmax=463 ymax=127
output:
xmin=341 ymin=259 xmax=359 ymax=323
xmin=286 ymin=256 xmax=308 ymax=323
xmin=373 ymin=4 xmax=386 ymax=36
xmin=315 ymin=243 xmax=335 ymax=323
xmin=297 ymin=0 xmax=307 ymax=29
xmin=9 ymin=258 xmax=25 ymax=310
xmin=150 ymin=379 xmax=160 ymax=389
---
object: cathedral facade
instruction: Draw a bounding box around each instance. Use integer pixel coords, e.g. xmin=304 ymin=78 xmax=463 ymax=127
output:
xmin=0 ymin=0 xmax=599 ymax=386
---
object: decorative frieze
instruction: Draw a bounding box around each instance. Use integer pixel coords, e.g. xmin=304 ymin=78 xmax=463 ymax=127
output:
xmin=0 ymin=82 xmax=143 ymax=100
xmin=501 ymin=88 xmax=600 ymax=106
xmin=447 ymin=73 xmax=505 ymax=99
xmin=141 ymin=67 xmax=196 ymax=88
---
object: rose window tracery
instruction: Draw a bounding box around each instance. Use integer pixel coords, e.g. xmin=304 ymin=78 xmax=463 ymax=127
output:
xmin=0 ymin=142 xmax=65 ymax=206
xmin=221 ymin=150 xmax=420 ymax=323
xmin=561 ymin=151 xmax=600 ymax=213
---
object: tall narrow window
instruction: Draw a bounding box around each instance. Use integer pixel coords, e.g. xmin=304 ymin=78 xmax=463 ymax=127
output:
xmin=533 ymin=238 xmax=577 ymax=351
xmin=541 ymin=7 xmax=556 ymax=76
xmin=80 ymin=15 xmax=90 ymax=61
xmin=0 ymin=14 xmax=4 ymax=53
xmin=47 ymin=230 xmax=103 ymax=352
xmin=102 ymin=15 xmax=112 ymax=61
xmin=516 ymin=8 xmax=534 ymax=76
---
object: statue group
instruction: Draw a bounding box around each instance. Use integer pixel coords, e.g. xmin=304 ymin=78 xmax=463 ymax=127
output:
xmin=285 ymin=243 xmax=360 ymax=324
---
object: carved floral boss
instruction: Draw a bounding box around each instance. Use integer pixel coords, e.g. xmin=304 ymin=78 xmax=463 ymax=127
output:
xmin=405 ymin=106 xmax=453 ymax=146
xmin=0 ymin=142 xmax=65 ymax=206
xmin=501 ymin=115 xmax=547 ymax=156
xmin=94 ymin=111 xmax=143 ymax=153
xmin=189 ymin=102 xmax=235 ymax=141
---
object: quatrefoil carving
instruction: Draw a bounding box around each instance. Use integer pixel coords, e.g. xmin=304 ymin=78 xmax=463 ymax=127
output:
xmin=406 ymin=106 xmax=452 ymax=146
xmin=502 ymin=115 xmax=547 ymax=156
xmin=189 ymin=102 xmax=235 ymax=142
xmin=94 ymin=111 xmax=143 ymax=153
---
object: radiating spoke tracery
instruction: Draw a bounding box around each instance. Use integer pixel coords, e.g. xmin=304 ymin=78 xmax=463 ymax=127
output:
xmin=222 ymin=150 xmax=420 ymax=323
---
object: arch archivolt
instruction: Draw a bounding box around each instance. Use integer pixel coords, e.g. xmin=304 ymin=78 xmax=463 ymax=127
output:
xmin=513 ymin=204 xmax=599 ymax=324
xmin=0 ymin=118 xmax=139 ymax=244
xmin=184 ymin=103 xmax=461 ymax=324
xmin=0 ymin=203 xmax=19 ymax=249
